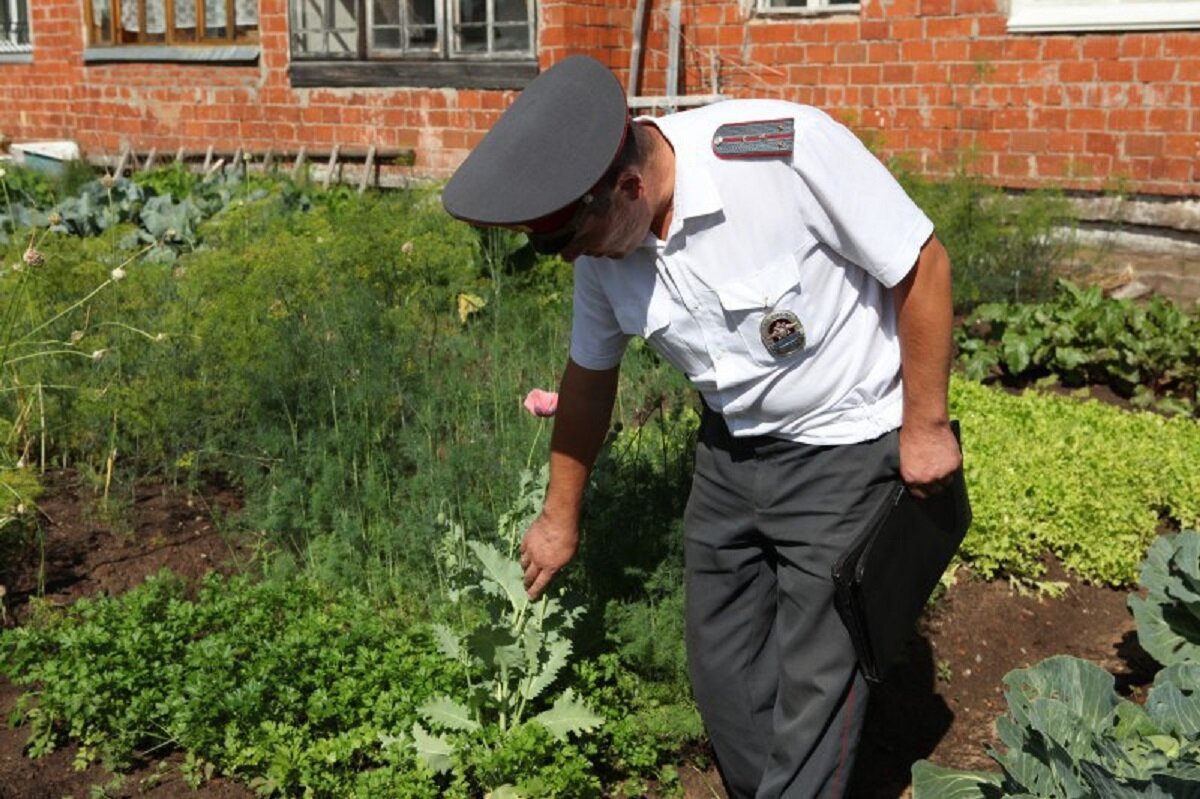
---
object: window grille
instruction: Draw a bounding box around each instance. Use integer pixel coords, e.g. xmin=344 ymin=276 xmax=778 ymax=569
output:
xmin=289 ymin=0 xmax=535 ymax=60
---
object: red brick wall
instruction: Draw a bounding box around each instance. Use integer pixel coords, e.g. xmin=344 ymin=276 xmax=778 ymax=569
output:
xmin=1 ymin=0 xmax=1197 ymax=196
xmin=0 ymin=0 xmax=521 ymax=175
xmin=610 ymin=0 xmax=1199 ymax=196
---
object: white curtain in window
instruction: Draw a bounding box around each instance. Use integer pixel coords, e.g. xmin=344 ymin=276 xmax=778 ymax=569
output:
xmin=238 ymin=0 xmax=260 ymax=24
xmin=117 ymin=0 xmax=259 ymax=33
xmin=176 ymin=0 xmax=262 ymax=28
xmin=120 ymin=0 xmax=165 ymax=33
xmin=2 ymin=0 xmax=30 ymax=46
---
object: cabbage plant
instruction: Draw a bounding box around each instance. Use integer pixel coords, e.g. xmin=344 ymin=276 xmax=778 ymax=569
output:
xmin=913 ymin=531 xmax=1200 ymax=798
xmin=1130 ymin=530 xmax=1200 ymax=668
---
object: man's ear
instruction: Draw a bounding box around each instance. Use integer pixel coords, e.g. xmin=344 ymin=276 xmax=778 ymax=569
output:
xmin=615 ymin=170 xmax=644 ymax=201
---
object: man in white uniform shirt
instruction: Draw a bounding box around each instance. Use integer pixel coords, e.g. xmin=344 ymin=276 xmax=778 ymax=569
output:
xmin=443 ymin=56 xmax=961 ymax=799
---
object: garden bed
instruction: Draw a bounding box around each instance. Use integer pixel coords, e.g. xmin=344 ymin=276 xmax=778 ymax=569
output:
xmin=0 ymin=166 xmax=1193 ymax=798
xmin=0 ymin=474 xmax=1155 ymax=799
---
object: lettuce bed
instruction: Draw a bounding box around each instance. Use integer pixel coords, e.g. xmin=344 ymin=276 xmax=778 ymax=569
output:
xmin=951 ymin=377 xmax=1200 ymax=586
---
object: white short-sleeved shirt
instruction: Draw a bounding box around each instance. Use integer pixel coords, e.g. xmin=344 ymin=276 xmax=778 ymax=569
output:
xmin=569 ymin=100 xmax=934 ymax=445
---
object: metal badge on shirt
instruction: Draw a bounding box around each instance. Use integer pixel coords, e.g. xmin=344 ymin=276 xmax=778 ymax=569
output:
xmin=760 ymin=310 xmax=806 ymax=357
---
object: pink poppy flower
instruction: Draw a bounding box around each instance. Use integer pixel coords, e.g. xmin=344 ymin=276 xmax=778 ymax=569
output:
xmin=523 ymin=389 xmax=558 ymax=417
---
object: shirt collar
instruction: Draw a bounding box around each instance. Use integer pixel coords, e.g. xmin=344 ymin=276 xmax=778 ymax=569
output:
xmin=636 ymin=114 xmax=723 ymax=243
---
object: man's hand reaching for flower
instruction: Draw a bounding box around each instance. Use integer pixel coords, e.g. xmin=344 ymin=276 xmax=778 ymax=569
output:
xmin=519 ymin=514 xmax=578 ymax=599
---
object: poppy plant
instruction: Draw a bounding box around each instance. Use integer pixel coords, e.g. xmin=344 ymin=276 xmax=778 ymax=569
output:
xmin=522 ymin=389 xmax=558 ymax=418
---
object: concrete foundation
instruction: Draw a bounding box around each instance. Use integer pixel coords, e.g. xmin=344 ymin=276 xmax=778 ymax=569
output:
xmin=1067 ymin=196 xmax=1200 ymax=304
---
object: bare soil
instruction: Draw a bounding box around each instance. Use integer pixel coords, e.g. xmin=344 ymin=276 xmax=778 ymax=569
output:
xmin=0 ymin=473 xmax=1155 ymax=799
xmin=847 ymin=562 xmax=1155 ymax=798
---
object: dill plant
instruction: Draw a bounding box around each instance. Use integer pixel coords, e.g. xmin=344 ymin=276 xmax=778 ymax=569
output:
xmin=895 ymin=165 xmax=1078 ymax=313
xmin=0 ymin=166 xmax=177 ymax=582
xmin=121 ymin=187 xmax=569 ymax=602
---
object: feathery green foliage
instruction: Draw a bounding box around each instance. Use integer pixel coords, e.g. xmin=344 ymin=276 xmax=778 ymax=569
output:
xmin=895 ymin=166 xmax=1076 ymax=313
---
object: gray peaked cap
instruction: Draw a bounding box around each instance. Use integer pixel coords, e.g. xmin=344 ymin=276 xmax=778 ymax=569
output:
xmin=441 ymin=55 xmax=629 ymax=234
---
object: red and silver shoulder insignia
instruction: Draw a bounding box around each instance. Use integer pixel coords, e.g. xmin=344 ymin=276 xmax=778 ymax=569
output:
xmin=712 ymin=118 xmax=794 ymax=159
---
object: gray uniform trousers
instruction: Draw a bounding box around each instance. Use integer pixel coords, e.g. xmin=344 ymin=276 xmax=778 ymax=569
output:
xmin=684 ymin=408 xmax=902 ymax=799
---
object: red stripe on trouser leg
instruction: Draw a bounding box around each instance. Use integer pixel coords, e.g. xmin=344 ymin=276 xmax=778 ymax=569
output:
xmin=684 ymin=411 xmax=897 ymax=798
xmin=831 ymin=679 xmax=856 ymax=799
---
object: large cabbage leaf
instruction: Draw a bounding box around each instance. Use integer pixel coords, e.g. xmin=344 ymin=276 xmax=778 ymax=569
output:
xmin=1130 ymin=531 xmax=1200 ymax=667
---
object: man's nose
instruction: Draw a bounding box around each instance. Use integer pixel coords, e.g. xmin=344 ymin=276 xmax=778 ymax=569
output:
xmin=560 ymin=241 xmax=584 ymax=262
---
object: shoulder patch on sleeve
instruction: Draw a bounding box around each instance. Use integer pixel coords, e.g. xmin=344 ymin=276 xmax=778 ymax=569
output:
xmin=711 ymin=118 xmax=795 ymax=159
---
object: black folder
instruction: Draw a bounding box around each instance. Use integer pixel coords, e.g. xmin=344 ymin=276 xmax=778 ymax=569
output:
xmin=831 ymin=424 xmax=971 ymax=683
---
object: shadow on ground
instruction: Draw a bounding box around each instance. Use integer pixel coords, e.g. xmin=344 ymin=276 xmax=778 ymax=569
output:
xmin=850 ymin=634 xmax=953 ymax=798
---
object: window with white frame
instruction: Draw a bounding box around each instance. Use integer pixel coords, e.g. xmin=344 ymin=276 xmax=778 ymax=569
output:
xmin=85 ymin=0 xmax=259 ymax=45
xmin=1008 ymin=0 xmax=1200 ymax=32
xmin=290 ymin=0 xmax=534 ymax=59
xmin=1 ymin=0 xmax=31 ymax=53
xmin=757 ymin=0 xmax=860 ymax=13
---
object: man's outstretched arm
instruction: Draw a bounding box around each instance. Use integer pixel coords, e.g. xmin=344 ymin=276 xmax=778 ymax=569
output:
xmin=520 ymin=357 xmax=620 ymax=598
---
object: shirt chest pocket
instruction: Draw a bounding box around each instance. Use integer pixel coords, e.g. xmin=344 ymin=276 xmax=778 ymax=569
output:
xmin=712 ymin=249 xmax=826 ymax=367
xmin=611 ymin=270 xmax=672 ymax=340
xmin=611 ymin=277 xmax=709 ymax=378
